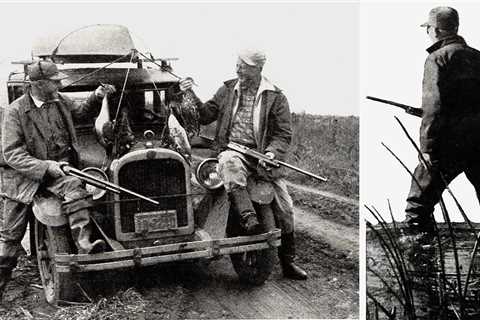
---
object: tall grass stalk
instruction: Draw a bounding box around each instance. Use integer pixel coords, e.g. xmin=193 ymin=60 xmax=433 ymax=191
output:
xmin=395 ymin=117 xmax=465 ymax=316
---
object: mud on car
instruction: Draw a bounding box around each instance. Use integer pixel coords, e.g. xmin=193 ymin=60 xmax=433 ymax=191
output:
xmin=4 ymin=24 xmax=281 ymax=305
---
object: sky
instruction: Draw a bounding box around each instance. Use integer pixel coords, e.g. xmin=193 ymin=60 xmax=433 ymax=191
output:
xmin=361 ymin=2 xmax=480 ymax=223
xmin=0 ymin=2 xmax=359 ymax=116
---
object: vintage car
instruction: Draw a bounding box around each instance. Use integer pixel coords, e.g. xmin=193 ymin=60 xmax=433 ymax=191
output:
xmin=5 ymin=24 xmax=281 ymax=305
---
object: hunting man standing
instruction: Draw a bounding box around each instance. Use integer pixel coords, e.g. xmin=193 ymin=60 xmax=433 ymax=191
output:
xmin=0 ymin=61 xmax=115 ymax=299
xmin=179 ymin=50 xmax=307 ymax=280
xmin=405 ymin=7 xmax=480 ymax=236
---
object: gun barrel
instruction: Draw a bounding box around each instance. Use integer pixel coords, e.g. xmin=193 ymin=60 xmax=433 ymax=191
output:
xmin=63 ymin=166 xmax=160 ymax=205
xmin=227 ymin=142 xmax=327 ymax=182
xmin=278 ymin=160 xmax=328 ymax=182
xmin=366 ymin=96 xmax=410 ymax=109
xmin=366 ymin=96 xmax=423 ymax=117
xmin=67 ymin=170 xmax=120 ymax=194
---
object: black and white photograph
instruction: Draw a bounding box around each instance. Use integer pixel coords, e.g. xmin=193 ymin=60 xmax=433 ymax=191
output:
xmin=0 ymin=2 xmax=359 ymax=319
xmin=363 ymin=3 xmax=480 ymax=319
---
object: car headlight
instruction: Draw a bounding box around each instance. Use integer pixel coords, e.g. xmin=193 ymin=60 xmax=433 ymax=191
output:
xmin=82 ymin=167 xmax=108 ymax=200
xmin=195 ymin=158 xmax=224 ymax=190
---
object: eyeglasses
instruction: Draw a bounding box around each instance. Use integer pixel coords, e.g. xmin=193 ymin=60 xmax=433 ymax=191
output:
xmin=236 ymin=61 xmax=259 ymax=72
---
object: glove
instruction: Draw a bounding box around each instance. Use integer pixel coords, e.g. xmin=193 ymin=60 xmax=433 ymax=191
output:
xmin=45 ymin=160 xmax=66 ymax=179
xmin=256 ymin=152 xmax=281 ymax=181
xmin=258 ymin=151 xmax=275 ymax=169
xmin=179 ymin=77 xmax=194 ymax=92
xmin=95 ymin=83 xmax=116 ymax=99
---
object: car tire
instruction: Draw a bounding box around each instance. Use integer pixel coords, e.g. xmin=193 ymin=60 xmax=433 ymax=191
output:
xmin=228 ymin=203 xmax=276 ymax=285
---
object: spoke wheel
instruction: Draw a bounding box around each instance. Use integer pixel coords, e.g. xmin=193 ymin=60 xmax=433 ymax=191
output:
xmin=35 ymin=219 xmax=78 ymax=305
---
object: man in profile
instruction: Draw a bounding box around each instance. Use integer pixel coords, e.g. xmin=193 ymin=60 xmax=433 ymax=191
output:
xmin=405 ymin=7 xmax=480 ymax=237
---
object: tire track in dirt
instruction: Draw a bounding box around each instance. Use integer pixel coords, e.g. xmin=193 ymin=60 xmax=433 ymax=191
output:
xmin=189 ymin=271 xmax=340 ymax=318
xmin=184 ymin=224 xmax=358 ymax=319
xmin=294 ymin=206 xmax=358 ymax=258
xmin=179 ymin=201 xmax=359 ymax=319
xmin=286 ymin=181 xmax=358 ymax=206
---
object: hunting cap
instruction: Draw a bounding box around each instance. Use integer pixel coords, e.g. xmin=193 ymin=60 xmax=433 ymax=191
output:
xmin=28 ymin=60 xmax=68 ymax=81
xmin=238 ymin=49 xmax=266 ymax=67
xmin=421 ymin=6 xmax=459 ymax=30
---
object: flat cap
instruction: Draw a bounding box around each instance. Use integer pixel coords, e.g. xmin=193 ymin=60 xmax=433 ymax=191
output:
xmin=421 ymin=6 xmax=459 ymax=30
xmin=238 ymin=49 xmax=266 ymax=67
xmin=28 ymin=60 xmax=68 ymax=81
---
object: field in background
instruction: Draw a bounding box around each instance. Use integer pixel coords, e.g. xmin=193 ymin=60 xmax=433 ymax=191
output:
xmin=288 ymin=113 xmax=359 ymax=198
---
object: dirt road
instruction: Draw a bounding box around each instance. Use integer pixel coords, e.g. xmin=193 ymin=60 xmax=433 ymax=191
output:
xmin=0 ymin=185 xmax=358 ymax=319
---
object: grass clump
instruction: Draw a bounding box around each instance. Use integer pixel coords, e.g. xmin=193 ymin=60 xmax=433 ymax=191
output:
xmin=53 ymin=288 xmax=147 ymax=320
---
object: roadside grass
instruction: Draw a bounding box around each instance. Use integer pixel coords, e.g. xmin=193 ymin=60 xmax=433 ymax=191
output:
xmin=287 ymin=113 xmax=359 ymax=198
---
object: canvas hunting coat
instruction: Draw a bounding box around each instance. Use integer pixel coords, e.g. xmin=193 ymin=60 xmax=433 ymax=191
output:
xmin=194 ymin=77 xmax=292 ymax=161
xmin=1 ymin=92 xmax=101 ymax=204
xmin=420 ymin=35 xmax=480 ymax=158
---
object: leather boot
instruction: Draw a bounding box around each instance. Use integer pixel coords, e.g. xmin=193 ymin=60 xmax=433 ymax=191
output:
xmin=279 ymin=232 xmax=307 ymax=280
xmin=0 ymin=268 xmax=12 ymax=302
xmin=404 ymin=214 xmax=435 ymax=237
xmin=230 ymin=187 xmax=261 ymax=235
xmin=68 ymin=209 xmax=106 ymax=254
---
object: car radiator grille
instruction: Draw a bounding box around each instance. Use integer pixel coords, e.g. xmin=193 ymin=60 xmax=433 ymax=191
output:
xmin=118 ymin=159 xmax=188 ymax=233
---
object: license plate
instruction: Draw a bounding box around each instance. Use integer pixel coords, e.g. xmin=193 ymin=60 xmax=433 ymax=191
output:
xmin=134 ymin=210 xmax=178 ymax=233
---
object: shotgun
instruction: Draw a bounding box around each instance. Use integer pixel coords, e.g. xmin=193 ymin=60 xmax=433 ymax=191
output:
xmin=227 ymin=142 xmax=328 ymax=182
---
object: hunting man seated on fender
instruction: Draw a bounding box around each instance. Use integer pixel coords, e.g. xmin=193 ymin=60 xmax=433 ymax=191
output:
xmin=179 ymin=49 xmax=307 ymax=280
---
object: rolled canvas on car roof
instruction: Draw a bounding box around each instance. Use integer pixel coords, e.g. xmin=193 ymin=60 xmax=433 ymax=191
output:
xmin=32 ymin=24 xmax=135 ymax=63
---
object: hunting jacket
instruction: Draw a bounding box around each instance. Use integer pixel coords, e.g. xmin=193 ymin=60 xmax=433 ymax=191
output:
xmin=1 ymin=92 xmax=101 ymax=204
xmin=194 ymin=77 xmax=292 ymax=161
xmin=420 ymin=35 xmax=480 ymax=157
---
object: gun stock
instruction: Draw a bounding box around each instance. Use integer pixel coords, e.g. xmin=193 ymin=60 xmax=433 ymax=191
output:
xmin=366 ymin=96 xmax=423 ymax=117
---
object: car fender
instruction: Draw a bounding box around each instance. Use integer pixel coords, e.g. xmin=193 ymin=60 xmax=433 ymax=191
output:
xmin=32 ymin=195 xmax=68 ymax=227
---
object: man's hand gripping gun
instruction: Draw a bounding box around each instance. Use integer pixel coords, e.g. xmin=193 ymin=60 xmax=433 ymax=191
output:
xmin=227 ymin=142 xmax=328 ymax=182
xmin=61 ymin=165 xmax=159 ymax=205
